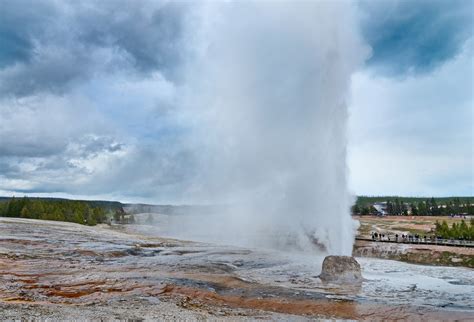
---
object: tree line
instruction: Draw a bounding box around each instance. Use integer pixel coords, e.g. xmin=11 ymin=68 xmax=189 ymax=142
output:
xmin=356 ymin=196 xmax=474 ymax=206
xmin=0 ymin=196 xmax=116 ymax=225
xmin=435 ymin=219 xmax=474 ymax=240
xmin=353 ymin=197 xmax=474 ymax=216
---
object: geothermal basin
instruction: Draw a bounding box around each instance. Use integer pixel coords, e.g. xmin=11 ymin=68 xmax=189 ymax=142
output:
xmin=1 ymin=216 xmax=473 ymax=320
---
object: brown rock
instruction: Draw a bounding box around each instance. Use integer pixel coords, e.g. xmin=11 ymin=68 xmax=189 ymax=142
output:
xmin=319 ymin=256 xmax=362 ymax=283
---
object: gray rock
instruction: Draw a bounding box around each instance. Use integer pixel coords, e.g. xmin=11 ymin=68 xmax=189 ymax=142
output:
xmin=319 ymin=255 xmax=362 ymax=283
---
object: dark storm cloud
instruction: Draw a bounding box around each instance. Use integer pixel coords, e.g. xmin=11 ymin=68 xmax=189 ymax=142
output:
xmin=74 ymin=1 xmax=186 ymax=74
xmin=0 ymin=0 xmax=187 ymax=97
xmin=0 ymin=47 xmax=99 ymax=97
xmin=360 ymin=0 xmax=473 ymax=75
xmin=0 ymin=0 xmax=56 ymax=67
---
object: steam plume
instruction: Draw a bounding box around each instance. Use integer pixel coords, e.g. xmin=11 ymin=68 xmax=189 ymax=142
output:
xmin=171 ymin=1 xmax=369 ymax=255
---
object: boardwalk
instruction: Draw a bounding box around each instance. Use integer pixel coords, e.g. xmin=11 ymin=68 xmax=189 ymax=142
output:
xmin=356 ymin=237 xmax=474 ymax=248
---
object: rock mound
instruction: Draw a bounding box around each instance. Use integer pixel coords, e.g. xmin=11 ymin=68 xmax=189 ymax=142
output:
xmin=319 ymin=255 xmax=362 ymax=283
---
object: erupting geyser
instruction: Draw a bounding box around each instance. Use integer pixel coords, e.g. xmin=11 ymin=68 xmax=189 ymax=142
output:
xmin=179 ymin=1 xmax=369 ymax=254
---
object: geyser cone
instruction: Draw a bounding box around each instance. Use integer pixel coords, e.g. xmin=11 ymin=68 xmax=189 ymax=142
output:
xmin=319 ymin=255 xmax=363 ymax=284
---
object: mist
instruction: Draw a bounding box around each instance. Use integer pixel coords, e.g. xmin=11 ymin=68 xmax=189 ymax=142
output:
xmin=153 ymin=1 xmax=369 ymax=255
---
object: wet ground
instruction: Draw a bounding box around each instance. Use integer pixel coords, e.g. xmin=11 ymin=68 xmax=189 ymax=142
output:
xmin=1 ymin=217 xmax=473 ymax=320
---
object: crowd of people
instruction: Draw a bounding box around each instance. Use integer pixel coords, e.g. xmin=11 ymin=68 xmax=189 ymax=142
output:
xmin=370 ymin=232 xmax=455 ymax=243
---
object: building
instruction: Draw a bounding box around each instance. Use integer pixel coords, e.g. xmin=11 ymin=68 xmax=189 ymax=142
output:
xmin=373 ymin=202 xmax=388 ymax=216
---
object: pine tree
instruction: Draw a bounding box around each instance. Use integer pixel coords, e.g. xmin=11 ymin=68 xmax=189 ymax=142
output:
xmin=459 ymin=220 xmax=468 ymax=239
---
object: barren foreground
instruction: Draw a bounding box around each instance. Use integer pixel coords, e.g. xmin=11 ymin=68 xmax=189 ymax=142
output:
xmin=1 ymin=218 xmax=472 ymax=320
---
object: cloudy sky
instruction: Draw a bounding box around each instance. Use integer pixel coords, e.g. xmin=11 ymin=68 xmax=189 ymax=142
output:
xmin=0 ymin=0 xmax=472 ymax=203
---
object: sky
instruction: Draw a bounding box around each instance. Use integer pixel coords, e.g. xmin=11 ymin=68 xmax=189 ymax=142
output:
xmin=0 ymin=0 xmax=472 ymax=203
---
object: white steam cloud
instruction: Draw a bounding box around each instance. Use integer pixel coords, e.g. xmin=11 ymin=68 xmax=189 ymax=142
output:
xmin=160 ymin=1 xmax=369 ymax=255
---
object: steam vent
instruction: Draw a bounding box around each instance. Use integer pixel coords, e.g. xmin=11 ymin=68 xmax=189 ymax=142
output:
xmin=319 ymin=256 xmax=363 ymax=284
